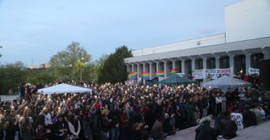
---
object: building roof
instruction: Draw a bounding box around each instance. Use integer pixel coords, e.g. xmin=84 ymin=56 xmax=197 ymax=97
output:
xmin=125 ymin=36 xmax=270 ymax=63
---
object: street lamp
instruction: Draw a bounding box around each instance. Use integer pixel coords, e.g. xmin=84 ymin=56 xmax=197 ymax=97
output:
xmin=80 ymin=57 xmax=84 ymax=82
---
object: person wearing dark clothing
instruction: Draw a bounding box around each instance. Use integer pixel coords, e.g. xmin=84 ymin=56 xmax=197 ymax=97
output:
xmin=242 ymin=107 xmax=257 ymax=128
xmin=33 ymin=115 xmax=47 ymax=140
xmin=93 ymin=109 xmax=103 ymax=140
xmin=150 ymin=119 xmax=164 ymax=140
xmin=2 ymin=120 xmax=17 ymax=140
xmin=195 ymin=120 xmax=217 ymax=140
xmin=119 ymin=109 xmax=129 ymax=140
xmin=109 ymin=104 xmax=120 ymax=140
xmin=53 ymin=115 xmax=68 ymax=140
xmin=152 ymin=100 xmax=163 ymax=122
xmin=209 ymin=93 xmax=216 ymax=116
xmin=213 ymin=113 xmax=223 ymax=136
xmin=101 ymin=109 xmax=111 ymax=140
xmin=163 ymin=113 xmax=176 ymax=136
xmin=83 ymin=111 xmax=93 ymax=140
xmin=220 ymin=112 xmax=237 ymax=139
xmin=22 ymin=118 xmax=34 ymax=140
xmin=250 ymin=88 xmax=259 ymax=103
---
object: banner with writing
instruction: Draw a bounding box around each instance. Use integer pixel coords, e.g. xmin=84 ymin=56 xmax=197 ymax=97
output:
xmin=248 ymin=67 xmax=260 ymax=75
xmin=204 ymin=68 xmax=232 ymax=79
xmin=193 ymin=69 xmax=204 ymax=79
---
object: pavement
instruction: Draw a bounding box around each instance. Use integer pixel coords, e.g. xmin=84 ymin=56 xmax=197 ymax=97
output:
xmin=167 ymin=121 xmax=270 ymax=140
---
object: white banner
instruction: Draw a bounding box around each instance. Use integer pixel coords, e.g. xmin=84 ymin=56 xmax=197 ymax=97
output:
xmin=248 ymin=67 xmax=260 ymax=75
xmin=204 ymin=68 xmax=232 ymax=79
xmin=193 ymin=69 xmax=204 ymax=79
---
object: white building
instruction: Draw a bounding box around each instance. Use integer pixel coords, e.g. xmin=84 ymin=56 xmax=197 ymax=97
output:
xmin=124 ymin=0 xmax=270 ymax=84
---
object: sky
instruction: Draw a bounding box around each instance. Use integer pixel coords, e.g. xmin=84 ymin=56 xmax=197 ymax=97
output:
xmin=0 ymin=0 xmax=242 ymax=66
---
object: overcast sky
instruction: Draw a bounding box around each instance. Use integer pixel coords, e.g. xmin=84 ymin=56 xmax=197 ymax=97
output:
xmin=0 ymin=0 xmax=242 ymax=66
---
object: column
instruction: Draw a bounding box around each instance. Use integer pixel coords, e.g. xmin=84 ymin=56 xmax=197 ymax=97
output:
xmin=229 ymin=54 xmax=235 ymax=75
xmin=172 ymin=60 xmax=176 ymax=69
xmin=191 ymin=58 xmax=195 ymax=71
xmin=215 ymin=56 xmax=220 ymax=69
xmin=202 ymin=57 xmax=207 ymax=70
xmin=126 ymin=64 xmax=130 ymax=73
xmin=181 ymin=59 xmax=185 ymax=73
xmin=245 ymin=52 xmax=251 ymax=75
xmin=263 ymin=49 xmax=270 ymax=59
xmin=131 ymin=64 xmax=135 ymax=72
xmin=143 ymin=63 xmax=146 ymax=84
xmin=164 ymin=60 xmax=169 ymax=78
xmin=137 ymin=63 xmax=141 ymax=83
xmin=149 ymin=62 xmax=155 ymax=80
xmin=156 ymin=61 xmax=159 ymax=72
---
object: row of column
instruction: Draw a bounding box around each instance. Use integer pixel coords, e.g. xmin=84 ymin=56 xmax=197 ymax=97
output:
xmin=126 ymin=51 xmax=270 ymax=84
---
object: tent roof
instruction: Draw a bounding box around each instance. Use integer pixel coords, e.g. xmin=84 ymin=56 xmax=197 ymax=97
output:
xmin=158 ymin=73 xmax=195 ymax=85
xmin=202 ymin=76 xmax=251 ymax=86
xmin=37 ymin=83 xmax=92 ymax=95
xmin=201 ymin=75 xmax=252 ymax=92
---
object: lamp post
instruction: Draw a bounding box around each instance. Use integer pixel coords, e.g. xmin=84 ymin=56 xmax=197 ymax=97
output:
xmin=69 ymin=64 xmax=73 ymax=81
xmin=80 ymin=57 xmax=84 ymax=81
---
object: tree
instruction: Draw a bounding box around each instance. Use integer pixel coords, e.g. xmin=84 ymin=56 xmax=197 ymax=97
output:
xmin=49 ymin=42 xmax=91 ymax=81
xmin=28 ymin=72 xmax=56 ymax=84
xmin=0 ymin=61 xmax=27 ymax=94
xmin=98 ymin=46 xmax=132 ymax=84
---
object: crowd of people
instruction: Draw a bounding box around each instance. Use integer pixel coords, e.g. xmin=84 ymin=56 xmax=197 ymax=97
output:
xmin=0 ymin=80 xmax=269 ymax=140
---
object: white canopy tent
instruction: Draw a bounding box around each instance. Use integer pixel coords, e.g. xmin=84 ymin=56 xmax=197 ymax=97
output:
xmin=37 ymin=83 xmax=92 ymax=95
xmin=201 ymin=76 xmax=252 ymax=92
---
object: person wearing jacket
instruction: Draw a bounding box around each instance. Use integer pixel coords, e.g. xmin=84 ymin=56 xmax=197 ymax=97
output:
xmin=83 ymin=111 xmax=93 ymax=140
xmin=109 ymin=104 xmax=120 ymax=140
xmin=220 ymin=111 xmax=237 ymax=139
xmin=67 ymin=115 xmax=81 ymax=139
xmin=119 ymin=109 xmax=129 ymax=140
xmin=195 ymin=119 xmax=217 ymax=140
xmin=150 ymin=118 xmax=164 ymax=140
xmin=21 ymin=117 xmax=34 ymax=140
xmin=53 ymin=114 xmax=68 ymax=140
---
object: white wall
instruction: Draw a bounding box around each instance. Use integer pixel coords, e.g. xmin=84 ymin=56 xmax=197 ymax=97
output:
xmin=225 ymin=0 xmax=270 ymax=42
xmin=132 ymin=34 xmax=225 ymax=57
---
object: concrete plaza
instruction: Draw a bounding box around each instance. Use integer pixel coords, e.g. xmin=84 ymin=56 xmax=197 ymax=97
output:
xmin=167 ymin=121 xmax=270 ymax=140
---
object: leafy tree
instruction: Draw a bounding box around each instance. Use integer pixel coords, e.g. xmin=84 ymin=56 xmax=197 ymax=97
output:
xmin=49 ymin=42 xmax=91 ymax=81
xmin=0 ymin=61 xmax=26 ymax=94
xmin=98 ymin=46 xmax=132 ymax=84
xmin=28 ymin=72 xmax=56 ymax=84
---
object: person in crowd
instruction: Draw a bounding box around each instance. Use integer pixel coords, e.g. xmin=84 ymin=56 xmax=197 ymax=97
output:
xmin=53 ymin=114 xmax=68 ymax=140
xmin=163 ymin=113 xmax=176 ymax=136
xmin=150 ymin=117 xmax=164 ymax=140
xmin=231 ymin=107 xmax=244 ymax=131
xmin=101 ymin=108 xmax=111 ymax=140
xmin=21 ymin=117 xmax=34 ymax=140
xmin=119 ymin=109 xmax=129 ymax=140
xmin=249 ymin=103 xmax=266 ymax=123
xmin=215 ymin=93 xmax=222 ymax=117
xmin=83 ymin=111 xmax=93 ymax=140
xmin=67 ymin=114 xmax=81 ymax=139
xmin=0 ymin=81 xmax=267 ymax=140
xmin=109 ymin=104 xmax=120 ymax=140
xmin=220 ymin=111 xmax=237 ymax=139
xmin=195 ymin=117 xmax=217 ymax=140
xmin=242 ymin=106 xmax=257 ymax=128
xmin=214 ymin=112 xmax=223 ymax=136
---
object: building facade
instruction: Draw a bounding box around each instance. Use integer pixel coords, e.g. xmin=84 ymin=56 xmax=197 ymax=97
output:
xmin=124 ymin=0 xmax=270 ymax=84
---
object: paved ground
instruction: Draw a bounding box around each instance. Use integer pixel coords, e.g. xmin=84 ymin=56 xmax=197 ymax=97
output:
xmin=1 ymin=95 xmax=19 ymax=102
xmin=167 ymin=121 xmax=270 ymax=140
